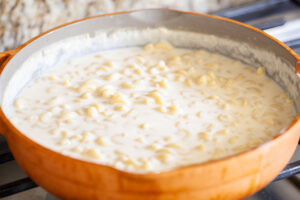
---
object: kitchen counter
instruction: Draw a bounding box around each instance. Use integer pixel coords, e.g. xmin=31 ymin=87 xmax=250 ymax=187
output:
xmin=0 ymin=0 xmax=258 ymax=51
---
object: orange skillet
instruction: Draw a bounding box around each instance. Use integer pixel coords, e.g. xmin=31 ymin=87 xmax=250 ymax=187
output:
xmin=0 ymin=9 xmax=300 ymax=200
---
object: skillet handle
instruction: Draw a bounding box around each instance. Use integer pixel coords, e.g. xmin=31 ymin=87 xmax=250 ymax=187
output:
xmin=297 ymin=56 xmax=300 ymax=77
xmin=0 ymin=110 xmax=7 ymax=135
xmin=0 ymin=50 xmax=17 ymax=135
xmin=0 ymin=50 xmax=16 ymax=74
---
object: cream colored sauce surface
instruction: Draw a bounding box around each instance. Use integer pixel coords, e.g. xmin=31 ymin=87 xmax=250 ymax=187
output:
xmin=10 ymin=42 xmax=295 ymax=173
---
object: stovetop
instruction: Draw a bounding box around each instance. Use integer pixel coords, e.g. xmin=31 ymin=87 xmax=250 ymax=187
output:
xmin=1 ymin=0 xmax=300 ymax=199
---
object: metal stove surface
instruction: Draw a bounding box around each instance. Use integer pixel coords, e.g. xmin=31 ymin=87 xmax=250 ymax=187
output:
xmin=1 ymin=0 xmax=300 ymax=199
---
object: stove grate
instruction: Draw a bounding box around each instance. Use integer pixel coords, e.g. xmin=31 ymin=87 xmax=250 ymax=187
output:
xmin=0 ymin=178 xmax=37 ymax=198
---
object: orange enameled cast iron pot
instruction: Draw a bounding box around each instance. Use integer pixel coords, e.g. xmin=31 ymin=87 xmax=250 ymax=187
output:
xmin=0 ymin=9 xmax=300 ymax=200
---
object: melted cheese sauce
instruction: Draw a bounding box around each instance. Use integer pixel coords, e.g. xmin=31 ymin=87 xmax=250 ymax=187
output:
xmin=10 ymin=42 xmax=296 ymax=173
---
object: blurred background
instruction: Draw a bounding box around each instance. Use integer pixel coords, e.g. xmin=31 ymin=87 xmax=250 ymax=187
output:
xmin=0 ymin=0 xmax=258 ymax=51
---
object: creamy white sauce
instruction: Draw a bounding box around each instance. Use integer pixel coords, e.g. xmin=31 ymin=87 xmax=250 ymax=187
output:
xmin=10 ymin=42 xmax=295 ymax=173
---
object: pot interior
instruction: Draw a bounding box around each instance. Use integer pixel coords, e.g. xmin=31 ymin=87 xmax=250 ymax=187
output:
xmin=0 ymin=9 xmax=299 ymax=119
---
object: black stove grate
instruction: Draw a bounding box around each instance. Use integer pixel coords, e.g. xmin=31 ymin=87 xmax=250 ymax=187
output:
xmin=213 ymin=0 xmax=300 ymax=29
xmin=0 ymin=178 xmax=37 ymax=198
xmin=0 ymin=152 xmax=14 ymax=165
xmin=1 ymin=0 xmax=300 ymax=198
